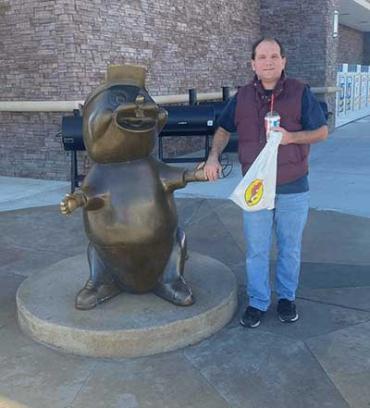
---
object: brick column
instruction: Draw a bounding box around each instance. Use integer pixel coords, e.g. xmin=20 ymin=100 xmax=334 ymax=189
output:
xmin=338 ymin=25 xmax=365 ymax=64
xmin=364 ymin=33 xmax=370 ymax=65
xmin=260 ymin=0 xmax=339 ymax=126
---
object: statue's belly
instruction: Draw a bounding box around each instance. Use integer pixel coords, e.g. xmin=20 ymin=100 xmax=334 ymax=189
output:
xmin=81 ymin=162 xmax=178 ymax=292
xmin=83 ymin=163 xmax=177 ymax=247
xmin=84 ymin=197 xmax=176 ymax=247
xmin=87 ymin=198 xmax=176 ymax=292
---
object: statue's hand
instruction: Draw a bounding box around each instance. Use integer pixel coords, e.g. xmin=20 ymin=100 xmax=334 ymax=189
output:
xmin=60 ymin=193 xmax=85 ymax=216
xmin=193 ymin=162 xmax=207 ymax=181
xmin=184 ymin=162 xmax=208 ymax=183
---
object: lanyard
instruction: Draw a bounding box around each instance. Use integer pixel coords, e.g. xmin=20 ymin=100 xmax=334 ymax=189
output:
xmin=270 ymin=93 xmax=275 ymax=113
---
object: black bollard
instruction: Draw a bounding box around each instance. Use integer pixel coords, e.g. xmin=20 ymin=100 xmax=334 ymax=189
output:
xmin=188 ymin=89 xmax=197 ymax=105
xmin=222 ymin=86 xmax=230 ymax=101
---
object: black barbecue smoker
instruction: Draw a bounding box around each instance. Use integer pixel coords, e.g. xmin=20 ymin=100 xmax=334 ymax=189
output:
xmin=61 ymin=88 xmax=238 ymax=192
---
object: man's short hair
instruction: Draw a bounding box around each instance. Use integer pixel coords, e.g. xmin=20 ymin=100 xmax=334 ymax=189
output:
xmin=251 ymin=37 xmax=285 ymax=60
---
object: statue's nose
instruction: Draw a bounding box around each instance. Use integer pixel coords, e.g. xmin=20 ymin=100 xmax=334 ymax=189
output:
xmin=134 ymin=95 xmax=146 ymax=118
xmin=114 ymin=96 xmax=158 ymax=118
xmin=135 ymin=95 xmax=145 ymax=105
xmin=114 ymin=99 xmax=159 ymax=130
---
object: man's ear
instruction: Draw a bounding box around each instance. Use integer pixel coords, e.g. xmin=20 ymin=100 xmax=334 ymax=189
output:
xmin=251 ymin=60 xmax=256 ymax=71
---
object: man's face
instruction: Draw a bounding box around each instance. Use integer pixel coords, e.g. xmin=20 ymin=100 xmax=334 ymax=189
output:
xmin=251 ymin=40 xmax=286 ymax=87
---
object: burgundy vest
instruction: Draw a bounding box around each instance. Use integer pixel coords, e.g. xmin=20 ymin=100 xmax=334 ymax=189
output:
xmin=235 ymin=77 xmax=309 ymax=185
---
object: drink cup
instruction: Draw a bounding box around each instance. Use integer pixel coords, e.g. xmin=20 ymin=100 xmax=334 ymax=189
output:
xmin=264 ymin=111 xmax=280 ymax=136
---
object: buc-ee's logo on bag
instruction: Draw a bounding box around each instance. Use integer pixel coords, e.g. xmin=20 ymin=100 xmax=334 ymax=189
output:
xmin=244 ymin=179 xmax=264 ymax=207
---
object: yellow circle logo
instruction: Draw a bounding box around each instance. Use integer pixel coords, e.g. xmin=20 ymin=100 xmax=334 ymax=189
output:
xmin=244 ymin=179 xmax=264 ymax=207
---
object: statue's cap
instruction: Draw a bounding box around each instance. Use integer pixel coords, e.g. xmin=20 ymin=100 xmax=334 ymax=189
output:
xmin=106 ymin=64 xmax=146 ymax=88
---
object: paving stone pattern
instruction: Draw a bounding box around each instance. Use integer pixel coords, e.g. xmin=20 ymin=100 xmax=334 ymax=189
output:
xmin=0 ymin=199 xmax=370 ymax=407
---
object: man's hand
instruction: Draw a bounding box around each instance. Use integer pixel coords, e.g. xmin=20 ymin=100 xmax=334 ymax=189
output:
xmin=60 ymin=193 xmax=86 ymax=216
xmin=203 ymin=126 xmax=231 ymax=181
xmin=204 ymin=156 xmax=223 ymax=181
xmin=271 ymin=126 xmax=292 ymax=145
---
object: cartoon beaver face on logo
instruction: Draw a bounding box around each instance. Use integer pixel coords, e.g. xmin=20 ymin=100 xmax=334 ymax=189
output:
xmin=244 ymin=179 xmax=264 ymax=207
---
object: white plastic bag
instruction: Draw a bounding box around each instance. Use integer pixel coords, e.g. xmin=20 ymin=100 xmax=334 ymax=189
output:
xmin=229 ymin=131 xmax=282 ymax=212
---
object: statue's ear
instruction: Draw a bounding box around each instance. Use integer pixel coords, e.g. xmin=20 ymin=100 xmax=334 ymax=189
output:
xmin=157 ymin=107 xmax=168 ymax=133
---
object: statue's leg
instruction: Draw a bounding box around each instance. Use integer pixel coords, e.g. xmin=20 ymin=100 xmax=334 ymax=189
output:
xmin=75 ymin=243 xmax=121 ymax=310
xmin=153 ymin=228 xmax=194 ymax=306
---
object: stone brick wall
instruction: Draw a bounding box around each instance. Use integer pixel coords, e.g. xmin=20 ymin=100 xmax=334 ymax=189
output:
xmin=0 ymin=112 xmax=64 ymax=178
xmin=0 ymin=0 xmax=260 ymax=180
xmin=338 ymin=24 xmax=365 ymax=64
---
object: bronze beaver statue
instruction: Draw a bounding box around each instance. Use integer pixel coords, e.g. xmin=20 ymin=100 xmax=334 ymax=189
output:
xmin=60 ymin=64 xmax=207 ymax=310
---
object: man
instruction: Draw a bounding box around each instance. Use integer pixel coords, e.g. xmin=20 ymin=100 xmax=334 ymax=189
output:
xmin=204 ymin=37 xmax=328 ymax=328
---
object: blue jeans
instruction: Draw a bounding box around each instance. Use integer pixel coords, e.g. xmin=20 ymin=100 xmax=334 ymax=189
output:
xmin=243 ymin=192 xmax=309 ymax=311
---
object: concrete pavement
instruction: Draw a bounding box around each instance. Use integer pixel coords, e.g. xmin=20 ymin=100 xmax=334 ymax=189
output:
xmin=0 ymin=116 xmax=370 ymax=407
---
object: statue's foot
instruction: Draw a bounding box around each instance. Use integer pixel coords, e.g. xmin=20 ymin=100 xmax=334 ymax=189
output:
xmin=96 ymin=281 xmax=121 ymax=304
xmin=154 ymin=277 xmax=194 ymax=306
xmin=75 ymin=280 xmax=121 ymax=310
xmin=75 ymin=280 xmax=97 ymax=310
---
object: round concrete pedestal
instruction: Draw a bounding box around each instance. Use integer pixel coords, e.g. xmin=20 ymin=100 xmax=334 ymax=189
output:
xmin=17 ymin=252 xmax=237 ymax=358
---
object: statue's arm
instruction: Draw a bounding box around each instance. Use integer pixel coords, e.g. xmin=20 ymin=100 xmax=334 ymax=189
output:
xmin=160 ymin=162 xmax=207 ymax=193
xmin=183 ymin=162 xmax=207 ymax=183
xmin=60 ymin=190 xmax=108 ymax=215
xmin=60 ymin=191 xmax=87 ymax=215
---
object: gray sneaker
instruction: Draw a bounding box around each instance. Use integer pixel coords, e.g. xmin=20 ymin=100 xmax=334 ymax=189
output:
xmin=277 ymin=299 xmax=299 ymax=323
